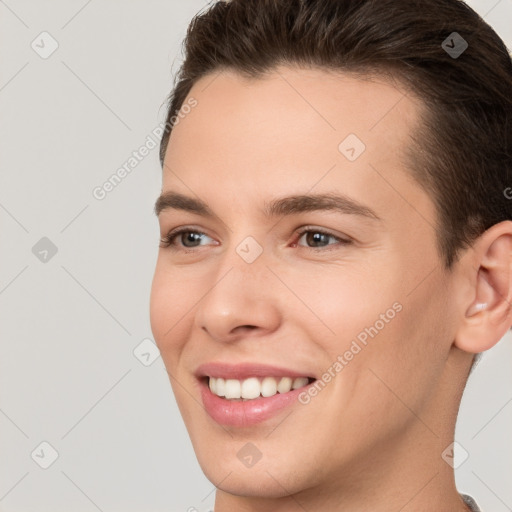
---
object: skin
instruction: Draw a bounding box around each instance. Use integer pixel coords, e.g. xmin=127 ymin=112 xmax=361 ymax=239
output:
xmin=150 ymin=65 xmax=512 ymax=512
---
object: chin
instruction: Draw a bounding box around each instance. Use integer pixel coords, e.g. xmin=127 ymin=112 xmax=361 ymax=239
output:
xmin=196 ymin=449 xmax=314 ymax=499
xmin=205 ymin=470 xmax=299 ymax=499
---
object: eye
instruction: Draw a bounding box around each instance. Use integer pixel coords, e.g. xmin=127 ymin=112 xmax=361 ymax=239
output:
xmin=159 ymin=228 xmax=215 ymax=250
xmin=159 ymin=226 xmax=352 ymax=252
xmin=294 ymin=227 xmax=352 ymax=250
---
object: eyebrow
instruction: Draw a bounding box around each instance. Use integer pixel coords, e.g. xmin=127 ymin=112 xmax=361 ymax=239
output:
xmin=154 ymin=191 xmax=381 ymax=221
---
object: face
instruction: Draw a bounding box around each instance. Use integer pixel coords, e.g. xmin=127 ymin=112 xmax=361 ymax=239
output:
xmin=150 ymin=66 xmax=462 ymax=499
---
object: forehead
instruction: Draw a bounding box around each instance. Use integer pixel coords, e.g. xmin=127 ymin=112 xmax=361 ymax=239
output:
xmin=174 ymin=65 xmax=419 ymax=142
xmin=162 ymin=65 xmax=432 ymax=228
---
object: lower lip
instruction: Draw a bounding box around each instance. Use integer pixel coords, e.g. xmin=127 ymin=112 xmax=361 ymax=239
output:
xmin=199 ymin=378 xmax=315 ymax=427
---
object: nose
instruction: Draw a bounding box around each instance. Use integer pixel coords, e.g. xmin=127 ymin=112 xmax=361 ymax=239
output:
xmin=194 ymin=249 xmax=282 ymax=343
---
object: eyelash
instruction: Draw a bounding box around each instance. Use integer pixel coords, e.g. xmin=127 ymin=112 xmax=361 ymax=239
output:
xmin=159 ymin=226 xmax=352 ymax=252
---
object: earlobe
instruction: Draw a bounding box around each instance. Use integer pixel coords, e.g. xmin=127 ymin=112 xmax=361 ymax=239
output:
xmin=454 ymin=221 xmax=512 ymax=354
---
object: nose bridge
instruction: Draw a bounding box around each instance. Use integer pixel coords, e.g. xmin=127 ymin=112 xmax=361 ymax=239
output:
xmin=194 ymin=233 xmax=281 ymax=341
xmin=214 ymin=229 xmax=270 ymax=284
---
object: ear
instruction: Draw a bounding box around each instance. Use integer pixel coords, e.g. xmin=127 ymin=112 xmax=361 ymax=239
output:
xmin=455 ymin=220 xmax=512 ymax=353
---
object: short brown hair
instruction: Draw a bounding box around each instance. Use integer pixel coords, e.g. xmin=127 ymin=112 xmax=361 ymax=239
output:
xmin=159 ymin=0 xmax=512 ymax=269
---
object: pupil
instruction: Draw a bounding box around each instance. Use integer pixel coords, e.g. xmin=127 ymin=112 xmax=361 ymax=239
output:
xmin=308 ymin=232 xmax=328 ymax=247
xmin=183 ymin=232 xmax=201 ymax=247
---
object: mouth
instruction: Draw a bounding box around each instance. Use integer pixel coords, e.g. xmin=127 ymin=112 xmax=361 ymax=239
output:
xmin=202 ymin=375 xmax=316 ymax=401
xmin=194 ymin=362 xmax=318 ymax=427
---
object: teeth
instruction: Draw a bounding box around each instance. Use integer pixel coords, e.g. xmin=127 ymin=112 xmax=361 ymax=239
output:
xmin=224 ymin=379 xmax=241 ymax=399
xmin=261 ymin=376 xmax=277 ymax=397
xmin=208 ymin=376 xmax=311 ymax=400
xmin=277 ymin=377 xmax=292 ymax=393
xmin=292 ymin=377 xmax=309 ymax=389
xmin=216 ymin=377 xmax=226 ymax=397
xmin=241 ymin=377 xmax=260 ymax=399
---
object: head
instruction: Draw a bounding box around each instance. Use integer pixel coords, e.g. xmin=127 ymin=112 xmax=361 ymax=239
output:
xmin=150 ymin=0 xmax=512 ymax=506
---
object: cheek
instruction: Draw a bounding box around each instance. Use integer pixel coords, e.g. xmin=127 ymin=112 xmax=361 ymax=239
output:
xmin=149 ymin=267 xmax=169 ymax=341
xmin=293 ymin=263 xmax=400 ymax=345
xmin=149 ymin=263 xmax=190 ymax=358
xmin=292 ymin=263 xmax=416 ymax=382
xmin=344 ymin=273 xmax=454 ymax=426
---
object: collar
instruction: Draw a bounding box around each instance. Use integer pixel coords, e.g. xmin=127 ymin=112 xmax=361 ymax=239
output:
xmin=461 ymin=493 xmax=481 ymax=512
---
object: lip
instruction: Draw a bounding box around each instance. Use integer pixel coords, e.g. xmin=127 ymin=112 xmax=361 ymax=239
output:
xmin=195 ymin=362 xmax=317 ymax=427
xmin=195 ymin=361 xmax=316 ymax=380
xmin=198 ymin=378 xmax=316 ymax=427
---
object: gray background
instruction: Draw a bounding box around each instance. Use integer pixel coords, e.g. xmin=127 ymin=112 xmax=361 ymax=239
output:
xmin=0 ymin=1 xmax=511 ymax=511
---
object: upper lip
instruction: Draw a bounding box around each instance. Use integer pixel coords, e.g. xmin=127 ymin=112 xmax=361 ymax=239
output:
xmin=195 ymin=362 xmax=316 ymax=380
